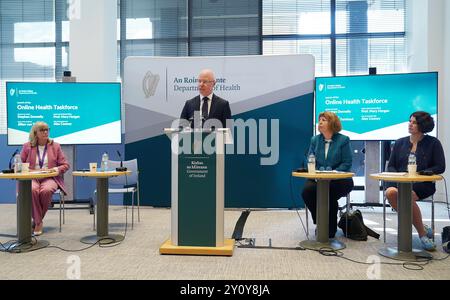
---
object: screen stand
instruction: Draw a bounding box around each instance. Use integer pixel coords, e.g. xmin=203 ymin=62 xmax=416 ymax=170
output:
xmin=364 ymin=141 xmax=380 ymax=204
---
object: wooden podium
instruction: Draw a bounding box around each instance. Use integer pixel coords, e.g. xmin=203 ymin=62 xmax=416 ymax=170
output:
xmin=160 ymin=128 xmax=234 ymax=256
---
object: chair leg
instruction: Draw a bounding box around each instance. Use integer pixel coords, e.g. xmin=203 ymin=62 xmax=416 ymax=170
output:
xmin=93 ymin=203 xmax=96 ymax=231
xmin=59 ymin=194 xmax=63 ymax=232
xmin=431 ymin=196 xmax=435 ymax=242
xmin=305 ymin=206 xmax=309 ymax=239
xmin=345 ymin=193 xmax=350 ymax=238
xmin=131 ymin=192 xmax=135 ymax=230
xmin=93 ymin=192 xmax=96 ymax=231
xmin=383 ymin=191 xmax=386 ymax=243
xmin=137 ymin=188 xmax=140 ymax=223
xmin=62 ymin=193 xmax=65 ymax=224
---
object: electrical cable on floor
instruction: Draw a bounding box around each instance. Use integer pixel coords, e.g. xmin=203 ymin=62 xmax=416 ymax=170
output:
xmin=237 ymin=236 xmax=450 ymax=271
xmin=235 ymin=238 xmax=305 ymax=251
xmin=1 ymin=192 xmax=131 ymax=253
xmin=233 ymin=172 xmax=311 ymax=247
xmin=46 ymin=237 xmax=116 ymax=252
xmin=0 ymin=234 xmax=120 ymax=253
xmin=0 ymin=237 xmax=35 ymax=253
xmin=235 ymin=171 xmax=446 ymax=270
xmin=310 ymin=246 xmax=450 ymax=271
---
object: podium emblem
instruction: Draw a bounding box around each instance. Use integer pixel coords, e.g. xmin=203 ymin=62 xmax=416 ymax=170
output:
xmin=142 ymin=71 xmax=160 ymax=98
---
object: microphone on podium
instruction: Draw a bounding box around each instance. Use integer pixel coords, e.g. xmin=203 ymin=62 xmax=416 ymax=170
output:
xmin=115 ymin=150 xmax=127 ymax=172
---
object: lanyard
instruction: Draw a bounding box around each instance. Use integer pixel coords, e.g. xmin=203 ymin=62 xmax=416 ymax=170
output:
xmin=37 ymin=144 xmax=48 ymax=169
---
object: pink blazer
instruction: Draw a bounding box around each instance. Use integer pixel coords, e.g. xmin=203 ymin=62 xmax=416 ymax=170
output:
xmin=20 ymin=141 xmax=70 ymax=195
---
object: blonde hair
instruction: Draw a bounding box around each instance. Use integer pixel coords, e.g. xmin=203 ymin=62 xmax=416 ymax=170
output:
xmin=318 ymin=111 xmax=342 ymax=134
xmin=29 ymin=121 xmax=53 ymax=147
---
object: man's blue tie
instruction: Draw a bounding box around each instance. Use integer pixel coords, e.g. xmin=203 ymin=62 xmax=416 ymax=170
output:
xmin=202 ymin=96 xmax=209 ymax=120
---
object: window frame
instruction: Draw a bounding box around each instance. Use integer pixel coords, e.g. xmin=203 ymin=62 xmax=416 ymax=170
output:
xmin=262 ymin=0 xmax=406 ymax=76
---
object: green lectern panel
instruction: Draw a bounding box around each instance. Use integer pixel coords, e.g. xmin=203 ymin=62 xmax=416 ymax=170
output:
xmin=178 ymin=134 xmax=217 ymax=246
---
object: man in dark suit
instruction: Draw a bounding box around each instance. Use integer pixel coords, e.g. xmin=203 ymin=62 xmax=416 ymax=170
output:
xmin=180 ymin=69 xmax=231 ymax=128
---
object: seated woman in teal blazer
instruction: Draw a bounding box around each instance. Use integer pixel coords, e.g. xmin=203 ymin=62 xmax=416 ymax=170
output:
xmin=301 ymin=111 xmax=354 ymax=238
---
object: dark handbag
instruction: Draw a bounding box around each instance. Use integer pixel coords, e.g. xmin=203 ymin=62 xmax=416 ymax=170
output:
xmin=442 ymin=226 xmax=450 ymax=253
xmin=338 ymin=209 xmax=380 ymax=241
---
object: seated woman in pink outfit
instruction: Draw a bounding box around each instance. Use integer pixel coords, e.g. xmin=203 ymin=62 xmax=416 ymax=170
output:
xmin=20 ymin=122 xmax=70 ymax=236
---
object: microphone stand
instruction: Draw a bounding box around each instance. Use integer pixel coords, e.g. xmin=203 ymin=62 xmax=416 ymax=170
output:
xmin=295 ymin=148 xmax=309 ymax=173
xmin=2 ymin=150 xmax=19 ymax=173
xmin=115 ymin=151 xmax=127 ymax=172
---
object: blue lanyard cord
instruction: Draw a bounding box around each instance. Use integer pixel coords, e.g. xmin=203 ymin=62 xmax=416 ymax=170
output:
xmin=37 ymin=144 xmax=48 ymax=169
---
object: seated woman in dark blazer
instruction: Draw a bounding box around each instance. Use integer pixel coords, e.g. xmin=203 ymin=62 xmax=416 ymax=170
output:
xmin=301 ymin=111 xmax=354 ymax=238
xmin=386 ymin=111 xmax=445 ymax=251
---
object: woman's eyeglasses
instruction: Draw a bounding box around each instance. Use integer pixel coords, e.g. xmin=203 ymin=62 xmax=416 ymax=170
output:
xmin=39 ymin=128 xmax=50 ymax=132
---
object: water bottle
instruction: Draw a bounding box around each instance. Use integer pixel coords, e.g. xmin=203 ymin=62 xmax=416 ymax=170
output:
xmin=13 ymin=154 xmax=22 ymax=173
xmin=307 ymin=153 xmax=316 ymax=173
xmin=101 ymin=152 xmax=109 ymax=172
xmin=408 ymin=152 xmax=417 ymax=175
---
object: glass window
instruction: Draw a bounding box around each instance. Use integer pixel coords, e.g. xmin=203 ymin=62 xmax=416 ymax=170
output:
xmin=0 ymin=0 xmax=61 ymax=134
xmin=14 ymin=47 xmax=55 ymax=67
xmin=335 ymin=0 xmax=406 ymax=75
xmin=263 ymin=39 xmax=332 ymax=76
xmin=263 ymin=0 xmax=332 ymax=76
xmin=0 ymin=0 xmax=407 ymax=134
xmin=14 ymin=22 xmax=55 ymax=43
xmin=119 ymin=0 xmax=188 ymax=76
xmin=263 ymin=0 xmax=331 ymax=35
xmin=263 ymin=0 xmax=406 ymax=76
xmin=189 ymin=0 xmax=260 ymax=56
xmin=336 ymin=37 xmax=407 ymax=75
xmin=126 ymin=18 xmax=153 ymax=39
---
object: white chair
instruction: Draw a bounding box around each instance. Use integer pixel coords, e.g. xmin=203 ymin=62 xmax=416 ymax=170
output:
xmin=52 ymin=189 xmax=65 ymax=232
xmin=420 ymin=195 xmax=435 ymax=241
xmin=93 ymin=159 xmax=140 ymax=229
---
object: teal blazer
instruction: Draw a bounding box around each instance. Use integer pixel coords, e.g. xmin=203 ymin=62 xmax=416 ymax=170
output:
xmin=308 ymin=133 xmax=352 ymax=172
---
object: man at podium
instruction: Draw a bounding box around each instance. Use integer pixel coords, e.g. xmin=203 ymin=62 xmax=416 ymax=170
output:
xmin=180 ymin=69 xmax=231 ymax=128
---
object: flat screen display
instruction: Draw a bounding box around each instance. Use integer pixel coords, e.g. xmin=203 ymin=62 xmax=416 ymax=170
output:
xmin=314 ymin=72 xmax=438 ymax=140
xmin=6 ymin=82 xmax=122 ymax=145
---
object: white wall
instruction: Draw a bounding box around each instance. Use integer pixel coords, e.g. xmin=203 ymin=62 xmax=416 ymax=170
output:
xmin=406 ymin=0 xmax=428 ymax=71
xmin=69 ymin=0 xmax=117 ymax=81
xmin=407 ymin=0 xmax=450 ymax=200
xmin=442 ymin=1 xmax=450 ymax=197
xmin=66 ymin=0 xmax=118 ymax=199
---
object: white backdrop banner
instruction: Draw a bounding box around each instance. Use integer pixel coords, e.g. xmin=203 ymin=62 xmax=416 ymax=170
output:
xmin=124 ymin=55 xmax=314 ymax=143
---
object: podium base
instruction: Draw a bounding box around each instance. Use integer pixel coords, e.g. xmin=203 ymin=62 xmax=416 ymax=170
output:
xmin=159 ymin=239 xmax=235 ymax=256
